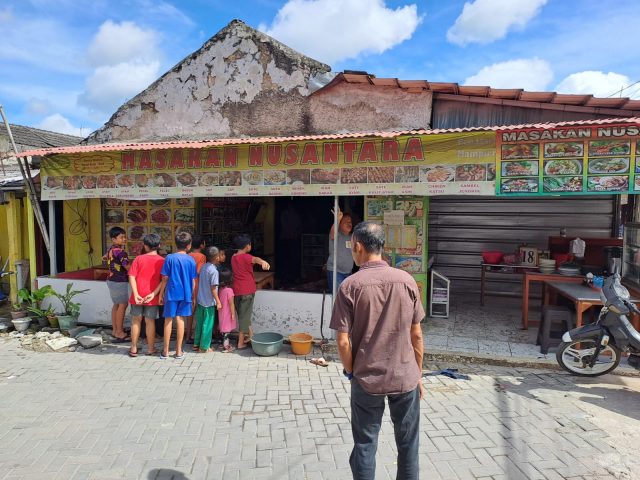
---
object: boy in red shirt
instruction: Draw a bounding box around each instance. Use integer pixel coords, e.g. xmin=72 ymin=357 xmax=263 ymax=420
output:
xmin=186 ymin=233 xmax=206 ymax=344
xmin=231 ymin=234 xmax=270 ymax=349
xmin=128 ymin=233 xmax=165 ymax=357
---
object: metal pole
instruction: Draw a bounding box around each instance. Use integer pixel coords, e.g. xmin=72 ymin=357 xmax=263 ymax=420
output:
xmin=0 ymin=105 xmax=51 ymax=253
xmin=48 ymin=200 xmax=57 ymax=275
xmin=332 ymin=196 xmax=338 ymax=303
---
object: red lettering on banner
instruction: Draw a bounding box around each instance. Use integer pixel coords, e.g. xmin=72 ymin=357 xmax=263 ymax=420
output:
xmin=155 ymin=151 xmax=167 ymax=169
xmin=139 ymin=151 xmax=152 ymax=170
xmin=170 ymin=150 xmax=185 ymax=169
xmin=382 ymin=140 xmax=400 ymax=162
xmin=285 ymin=144 xmax=298 ymax=165
xmin=323 ymin=143 xmax=338 ymax=164
xmin=249 ymin=146 xmax=263 ymax=167
xmin=343 ymin=142 xmax=357 ymax=163
xmin=224 ymin=147 xmax=238 ymax=168
xmin=267 ymin=145 xmax=282 ymax=166
xmin=358 ymin=141 xmax=378 ymax=163
xmin=187 ymin=149 xmax=202 ymax=169
xmin=403 ymin=138 xmax=424 ymax=161
xmin=122 ymin=152 xmax=135 ymax=170
xmin=205 ymin=149 xmax=221 ymax=168
xmin=301 ymin=144 xmax=319 ymax=165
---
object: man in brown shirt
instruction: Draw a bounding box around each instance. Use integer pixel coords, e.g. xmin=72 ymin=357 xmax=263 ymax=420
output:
xmin=330 ymin=221 xmax=425 ymax=480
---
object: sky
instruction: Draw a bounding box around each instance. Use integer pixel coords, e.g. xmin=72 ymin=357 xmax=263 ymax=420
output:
xmin=1 ymin=0 xmax=639 ymax=138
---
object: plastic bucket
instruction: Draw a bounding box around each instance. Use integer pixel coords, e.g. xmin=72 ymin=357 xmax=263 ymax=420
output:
xmin=251 ymin=332 xmax=284 ymax=356
xmin=289 ymin=333 xmax=313 ymax=355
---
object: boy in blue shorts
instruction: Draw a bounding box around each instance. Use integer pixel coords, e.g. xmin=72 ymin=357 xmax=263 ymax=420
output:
xmin=159 ymin=232 xmax=197 ymax=359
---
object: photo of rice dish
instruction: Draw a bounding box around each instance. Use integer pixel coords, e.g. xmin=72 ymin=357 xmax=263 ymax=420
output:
xmin=127 ymin=225 xmax=146 ymax=241
xmin=543 ymin=176 xmax=583 ymax=193
xmin=589 ymin=140 xmax=630 ymax=156
xmin=419 ymin=166 xmax=454 ymax=183
xmin=105 ymin=209 xmax=124 ymax=224
xmin=198 ymin=172 xmax=219 ymax=186
xmin=286 ymin=169 xmax=310 ymax=185
xmin=127 ymin=200 xmax=147 ymax=207
xmin=153 ymin=173 xmax=176 ymax=187
xmin=97 ymin=175 xmax=116 ymax=188
xmin=395 ymin=256 xmax=422 ymax=273
xmin=219 ymin=171 xmax=242 ymax=186
xmin=149 ymin=199 xmax=170 ymax=207
xmin=501 ymin=161 xmax=538 ymax=177
xmin=588 ymin=157 xmax=629 ymax=174
xmin=340 ymin=167 xmax=368 ymax=184
xmin=135 ymin=174 xmax=151 ymax=187
xmin=151 ymin=226 xmax=172 ymax=242
xmin=501 ymin=144 xmax=539 ymax=160
xmin=264 ymin=170 xmax=287 ymax=185
xmin=104 ymin=199 xmax=123 ymax=207
xmin=394 ymin=166 xmax=419 ymax=183
xmin=242 ymin=171 xmax=263 ymax=185
xmin=544 ymin=159 xmax=582 ymax=175
xmin=544 ymin=142 xmax=583 ymax=158
xmin=310 ymin=168 xmax=339 ymax=184
xmin=177 ymin=172 xmax=197 ymax=187
xmin=175 ymin=198 xmax=193 ymax=206
xmin=116 ymin=174 xmax=134 ymax=188
xmin=127 ymin=209 xmax=147 ymax=223
xmin=500 ymin=178 xmax=538 ymax=193
xmin=63 ymin=176 xmax=82 ymax=190
xmin=587 ymin=176 xmax=629 ymax=192
xmin=45 ymin=176 xmax=63 ymax=189
xmin=455 ymin=164 xmax=486 ymax=181
xmin=150 ymin=209 xmax=171 ymax=224
xmin=174 ymin=208 xmax=195 ymax=223
xmin=81 ymin=176 xmax=97 ymax=189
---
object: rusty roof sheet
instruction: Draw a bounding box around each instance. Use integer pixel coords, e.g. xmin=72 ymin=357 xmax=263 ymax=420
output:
xmin=317 ymin=73 xmax=640 ymax=112
xmin=16 ymin=117 xmax=640 ymax=158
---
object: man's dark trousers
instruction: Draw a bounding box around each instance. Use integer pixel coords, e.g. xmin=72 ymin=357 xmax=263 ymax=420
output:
xmin=349 ymin=379 xmax=420 ymax=479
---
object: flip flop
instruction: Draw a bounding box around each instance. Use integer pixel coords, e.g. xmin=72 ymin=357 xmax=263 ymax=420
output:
xmin=112 ymin=337 xmax=129 ymax=344
xmin=128 ymin=349 xmax=138 ymax=358
xmin=145 ymin=350 xmax=157 ymax=356
xmin=174 ymin=352 xmax=185 ymax=359
xmin=310 ymin=357 xmax=329 ymax=367
xmin=159 ymin=353 xmax=169 ymax=359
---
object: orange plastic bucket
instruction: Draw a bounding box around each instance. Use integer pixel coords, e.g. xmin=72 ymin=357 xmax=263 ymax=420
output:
xmin=289 ymin=333 xmax=313 ymax=355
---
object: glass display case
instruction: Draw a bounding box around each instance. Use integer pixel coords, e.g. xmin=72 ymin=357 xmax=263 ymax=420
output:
xmin=623 ymin=222 xmax=640 ymax=288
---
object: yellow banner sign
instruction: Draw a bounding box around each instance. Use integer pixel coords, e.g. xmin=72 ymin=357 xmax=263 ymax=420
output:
xmin=41 ymin=132 xmax=497 ymax=199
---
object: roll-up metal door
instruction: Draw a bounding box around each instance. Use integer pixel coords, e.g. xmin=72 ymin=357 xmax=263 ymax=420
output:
xmin=428 ymin=196 xmax=616 ymax=295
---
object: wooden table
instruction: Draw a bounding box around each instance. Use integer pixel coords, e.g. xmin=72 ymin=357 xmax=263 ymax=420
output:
xmin=254 ymin=272 xmax=275 ymax=290
xmin=543 ymin=281 xmax=640 ymax=330
xmin=480 ymin=263 xmax=539 ymax=307
xmin=521 ymin=271 xmax=582 ymax=330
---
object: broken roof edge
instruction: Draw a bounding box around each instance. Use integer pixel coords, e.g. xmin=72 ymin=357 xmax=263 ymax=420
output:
xmin=17 ymin=117 xmax=640 ymax=158
xmin=83 ymin=19 xmax=332 ymax=145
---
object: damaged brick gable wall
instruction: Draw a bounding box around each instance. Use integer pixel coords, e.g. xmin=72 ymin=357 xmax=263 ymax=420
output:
xmin=309 ymin=82 xmax=432 ymax=133
xmin=85 ymin=20 xmax=332 ymax=143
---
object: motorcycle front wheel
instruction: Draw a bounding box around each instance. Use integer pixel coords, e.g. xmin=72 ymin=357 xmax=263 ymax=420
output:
xmin=556 ymin=339 xmax=621 ymax=376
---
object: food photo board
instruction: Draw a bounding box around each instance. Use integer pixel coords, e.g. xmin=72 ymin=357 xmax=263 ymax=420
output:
xmin=496 ymin=123 xmax=640 ymax=196
xmin=102 ymin=198 xmax=196 ymax=256
xmin=364 ymin=196 xmax=428 ymax=307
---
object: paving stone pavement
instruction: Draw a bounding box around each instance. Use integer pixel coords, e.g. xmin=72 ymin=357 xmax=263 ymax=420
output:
xmin=1 ymin=338 xmax=640 ymax=480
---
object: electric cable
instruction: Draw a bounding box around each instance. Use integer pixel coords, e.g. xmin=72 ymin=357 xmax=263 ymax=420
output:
xmin=68 ymin=199 xmax=95 ymax=266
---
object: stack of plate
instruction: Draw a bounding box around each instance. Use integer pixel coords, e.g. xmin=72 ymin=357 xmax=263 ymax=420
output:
xmin=558 ymin=264 xmax=581 ymax=276
xmin=539 ymin=258 xmax=555 ymax=274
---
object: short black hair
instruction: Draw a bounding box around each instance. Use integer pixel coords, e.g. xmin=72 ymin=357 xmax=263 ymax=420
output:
xmin=175 ymin=231 xmax=192 ymax=250
xmin=218 ymin=267 xmax=233 ymax=288
xmin=352 ymin=221 xmax=385 ymax=254
xmin=143 ymin=233 xmax=161 ymax=251
xmin=234 ymin=234 xmax=251 ymax=250
xmin=191 ymin=233 xmax=204 ymax=249
xmin=109 ymin=226 xmax=125 ymax=239
xmin=205 ymin=246 xmax=219 ymax=262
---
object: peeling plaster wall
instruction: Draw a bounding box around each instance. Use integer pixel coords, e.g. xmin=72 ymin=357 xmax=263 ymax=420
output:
xmin=86 ymin=20 xmax=331 ymax=143
xmin=309 ymin=83 xmax=432 ymax=133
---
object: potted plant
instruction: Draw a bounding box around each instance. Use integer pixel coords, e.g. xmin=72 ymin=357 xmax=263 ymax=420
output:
xmin=10 ymin=288 xmax=30 ymax=319
xmin=53 ymin=283 xmax=89 ymax=332
xmin=23 ymin=285 xmax=55 ymax=327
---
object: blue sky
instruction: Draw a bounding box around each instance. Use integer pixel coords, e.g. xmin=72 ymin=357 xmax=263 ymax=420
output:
xmin=1 ymin=0 xmax=639 ymax=137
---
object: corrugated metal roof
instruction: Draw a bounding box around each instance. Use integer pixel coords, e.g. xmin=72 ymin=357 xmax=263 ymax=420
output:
xmin=317 ymin=73 xmax=640 ymax=113
xmin=0 ymin=123 xmax=83 ymax=150
xmin=17 ymin=117 xmax=640 ymax=158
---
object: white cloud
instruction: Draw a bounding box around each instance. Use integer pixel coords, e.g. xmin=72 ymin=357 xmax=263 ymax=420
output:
xmin=556 ymin=71 xmax=639 ymax=99
xmin=78 ymin=61 xmax=161 ymax=111
xmin=79 ymin=20 xmax=162 ymax=113
xmin=36 ymin=114 xmax=86 ymax=137
xmin=25 ymin=98 xmax=53 ymax=115
xmin=87 ymin=20 xmax=159 ymax=67
xmin=447 ymin=0 xmax=547 ymax=46
xmin=464 ymin=58 xmax=553 ymax=91
xmin=259 ymin=0 xmax=422 ymax=64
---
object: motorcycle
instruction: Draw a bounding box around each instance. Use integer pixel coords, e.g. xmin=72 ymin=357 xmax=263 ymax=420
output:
xmin=556 ymin=273 xmax=640 ymax=376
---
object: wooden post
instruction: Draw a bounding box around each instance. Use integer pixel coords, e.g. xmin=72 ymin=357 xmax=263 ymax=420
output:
xmin=25 ymin=195 xmax=37 ymax=289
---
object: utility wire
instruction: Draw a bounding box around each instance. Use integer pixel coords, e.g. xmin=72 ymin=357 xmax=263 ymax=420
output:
xmin=606 ymin=80 xmax=640 ymax=98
